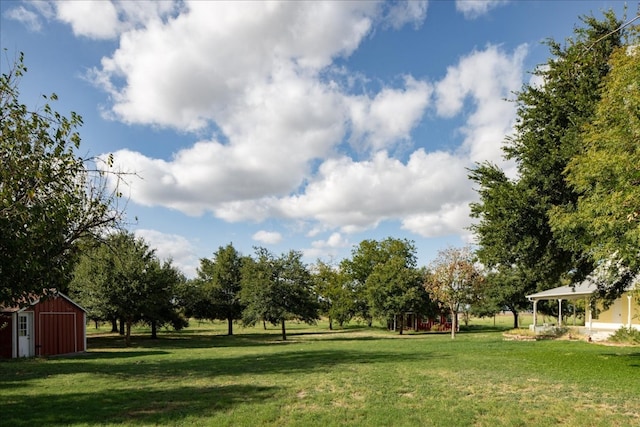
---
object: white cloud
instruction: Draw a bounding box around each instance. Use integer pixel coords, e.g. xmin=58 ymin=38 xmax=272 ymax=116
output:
xmin=455 ymin=1 xmax=509 ymax=19
xmin=435 ymin=44 xmax=526 ymax=174
xmin=348 ymin=76 xmax=432 ymax=152
xmin=83 ymin=2 xmax=528 ymax=246
xmin=134 ymin=229 xmax=199 ymax=277
xmin=383 ymin=1 xmax=429 ymax=29
xmin=54 ymin=0 xmax=180 ymax=40
xmin=4 ymin=6 xmax=42 ymax=32
xmin=252 ymin=231 xmax=283 ymax=245
xmin=304 ymin=232 xmax=350 ymax=260
xmin=56 ymin=1 xmax=120 ymax=39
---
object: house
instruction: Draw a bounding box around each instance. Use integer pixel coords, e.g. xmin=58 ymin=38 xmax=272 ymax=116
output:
xmin=526 ymin=280 xmax=639 ymax=333
xmin=0 ymin=292 xmax=87 ymax=358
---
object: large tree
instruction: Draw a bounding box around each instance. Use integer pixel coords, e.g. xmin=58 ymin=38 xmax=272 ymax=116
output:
xmin=550 ymin=38 xmax=640 ymax=297
xmin=1 ymin=53 xmax=124 ymax=307
xmin=195 ymin=243 xmax=245 ymax=335
xmin=241 ymin=248 xmax=319 ymax=340
xmin=469 ymin=12 xmax=624 ymax=313
xmin=364 ymin=239 xmax=429 ymax=334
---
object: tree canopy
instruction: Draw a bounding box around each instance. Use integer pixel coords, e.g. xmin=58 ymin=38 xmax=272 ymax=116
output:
xmin=1 ymin=52 xmax=123 ymax=307
xmin=469 ymin=12 xmax=627 ymax=315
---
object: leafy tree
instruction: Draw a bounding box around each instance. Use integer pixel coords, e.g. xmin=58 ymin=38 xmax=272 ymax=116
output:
xmin=364 ymin=239 xmax=429 ymax=334
xmin=1 ymin=52 xmax=124 ymax=307
xmin=241 ymin=248 xmax=319 ymax=340
xmin=195 ymin=243 xmax=245 ymax=335
xmin=550 ymin=38 xmax=640 ymax=298
xmin=70 ymin=232 xmax=185 ymax=345
xmin=469 ymin=12 xmax=624 ymax=314
xmin=312 ymin=260 xmax=356 ymax=329
xmin=424 ymin=247 xmax=484 ymax=339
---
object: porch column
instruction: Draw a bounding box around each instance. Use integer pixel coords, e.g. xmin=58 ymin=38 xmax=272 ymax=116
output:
xmin=558 ymin=299 xmax=562 ymax=327
xmin=587 ymin=298 xmax=592 ymax=331
xmin=532 ymin=300 xmax=538 ymax=330
xmin=628 ymin=295 xmax=633 ymax=328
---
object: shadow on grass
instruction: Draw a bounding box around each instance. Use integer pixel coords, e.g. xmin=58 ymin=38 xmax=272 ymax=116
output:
xmin=3 ymin=383 xmax=278 ymax=426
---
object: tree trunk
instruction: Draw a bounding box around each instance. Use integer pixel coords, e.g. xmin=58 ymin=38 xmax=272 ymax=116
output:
xmin=111 ymin=318 xmax=118 ymax=333
xmin=94 ymin=319 xmax=99 ymax=329
xmin=512 ymin=310 xmax=519 ymax=329
xmin=151 ymin=320 xmax=157 ymax=339
xmin=227 ymin=317 xmax=233 ymax=336
xmin=263 ymin=319 xmax=267 ymax=330
xmin=329 ymin=317 xmax=333 ymax=330
xmin=119 ymin=318 xmax=125 ymax=336
xmin=367 ymin=317 xmax=372 ymax=327
xmin=125 ymin=320 xmax=132 ymax=347
xmin=281 ymin=319 xmax=287 ymax=341
xmin=398 ymin=314 xmax=404 ymax=335
xmin=451 ymin=309 xmax=457 ymax=339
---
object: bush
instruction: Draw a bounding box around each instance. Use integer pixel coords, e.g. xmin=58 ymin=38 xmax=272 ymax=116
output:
xmin=608 ymin=327 xmax=640 ymax=345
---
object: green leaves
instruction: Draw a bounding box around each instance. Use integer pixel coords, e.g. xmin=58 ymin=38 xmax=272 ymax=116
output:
xmin=1 ymin=53 xmax=123 ymax=307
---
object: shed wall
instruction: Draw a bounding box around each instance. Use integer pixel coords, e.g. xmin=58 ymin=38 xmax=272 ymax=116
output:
xmin=0 ymin=314 xmax=13 ymax=358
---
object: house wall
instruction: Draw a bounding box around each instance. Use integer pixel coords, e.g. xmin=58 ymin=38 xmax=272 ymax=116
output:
xmin=592 ymin=291 xmax=639 ymax=331
xmin=0 ymin=314 xmax=13 ymax=359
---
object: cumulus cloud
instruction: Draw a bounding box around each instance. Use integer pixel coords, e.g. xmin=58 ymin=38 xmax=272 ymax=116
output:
xmin=79 ymin=2 xmax=526 ymax=246
xmin=435 ymin=44 xmax=526 ymax=173
xmin=134 ymin=229 xmax=199 ymax=277
xmin=383 ymin=0 xmax=429 ymax=29
xmin=252 ymin=231 xmax=283 ymax=245
xmin=455 ymin=0 xmax=509 ymax=19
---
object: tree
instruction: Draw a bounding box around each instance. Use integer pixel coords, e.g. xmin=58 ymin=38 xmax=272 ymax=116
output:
xmin=550 ymin=38 xmax=640 ymax=298
xmin=195 ymin=243 xmax=245 ymax=335
xmin=312 ymin=260 xmax=356 ymax=329
xmin=469 ymin=12 xmax=625 ymax=313
xmin=364 ymin=239 xmax=429 ymax=334
xmin=241 ymin=248 xmax=319 ymax=340
xmin=70 ymin=232 xmax=185 ymax=345
xmin=1 ymin=52 xmax=124 ymax=307
xmin=424 ymin=247 xmax=484 ymax=339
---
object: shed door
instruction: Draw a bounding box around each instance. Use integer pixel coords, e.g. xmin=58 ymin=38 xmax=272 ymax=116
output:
xmin=18 ymin=313 xmax=33 ymax=357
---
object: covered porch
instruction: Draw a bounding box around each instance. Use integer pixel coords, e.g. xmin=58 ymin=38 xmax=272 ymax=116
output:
xmin=526 ymin=281 xmax=596 ymax=332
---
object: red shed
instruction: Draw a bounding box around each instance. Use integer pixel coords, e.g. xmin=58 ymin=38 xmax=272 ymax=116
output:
xmin=0 ymin=292 xmax=86 ymax=358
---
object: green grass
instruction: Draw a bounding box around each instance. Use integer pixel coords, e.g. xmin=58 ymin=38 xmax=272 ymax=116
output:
xmin=1 ymin=319 xmax=638 ymax=426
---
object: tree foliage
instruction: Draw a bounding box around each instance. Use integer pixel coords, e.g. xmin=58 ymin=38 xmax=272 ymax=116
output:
xmin=424 ymin=247 xmax=484 ymax=339
xmin=312 ymin=260 xmax=355 ymax=329
xmin=469 ymin=12 xmax=625 ymax=312
xmin=70 ymin=232 xmax=185 ymax=345
xmin=0 ymin=52 xmax=124 ymax=307
xmin=550 ymin=37 xmax=640 ymax=296
xmin=241 ymin=248 xmax=319 ymax=340
xmin=194 ymin=243 xmax=245 ymax=335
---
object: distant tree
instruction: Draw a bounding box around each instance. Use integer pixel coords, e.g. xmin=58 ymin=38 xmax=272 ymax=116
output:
xmin=0 ymin=52 xmax=124 ymax=307
xmin=241 ymin=248 xmax=319 ymax=340
xmin=70 ymin=232 xmax=185 ymax=345
xmin=312 ymin=260 xmax=355 ymax=329
xmin=364 ymin=239 xmax=429 ymax=334
xmin=195 ymin=243 xmax=245 ymax=335
xmin=424 ymin=247 xmax=484 ymax=339
xmin=142 ymin=259 xmax=188 ymax=339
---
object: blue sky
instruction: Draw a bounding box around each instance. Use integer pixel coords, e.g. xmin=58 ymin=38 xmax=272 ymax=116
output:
xmin=1 ymin=1 xmax=631 ymax=276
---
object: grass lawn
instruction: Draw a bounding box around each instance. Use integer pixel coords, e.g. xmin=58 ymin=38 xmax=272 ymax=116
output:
xmin=1 ymin=319 xmax=638 ymax=427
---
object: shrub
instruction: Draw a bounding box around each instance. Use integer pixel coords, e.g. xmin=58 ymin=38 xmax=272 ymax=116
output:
xmin=608 ymin=327 xmax=640 ymax=345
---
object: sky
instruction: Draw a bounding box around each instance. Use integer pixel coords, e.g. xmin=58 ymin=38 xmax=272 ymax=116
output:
xmin=1 ymin=0 xmax=633 ymax=277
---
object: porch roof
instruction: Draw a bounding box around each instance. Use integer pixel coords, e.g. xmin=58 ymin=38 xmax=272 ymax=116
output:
xmin=526 ymin=281 xmax=597 ymax=301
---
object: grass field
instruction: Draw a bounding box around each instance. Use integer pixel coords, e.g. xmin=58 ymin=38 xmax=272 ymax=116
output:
xmin=1 ymin=318 xmax=638 ymax=426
